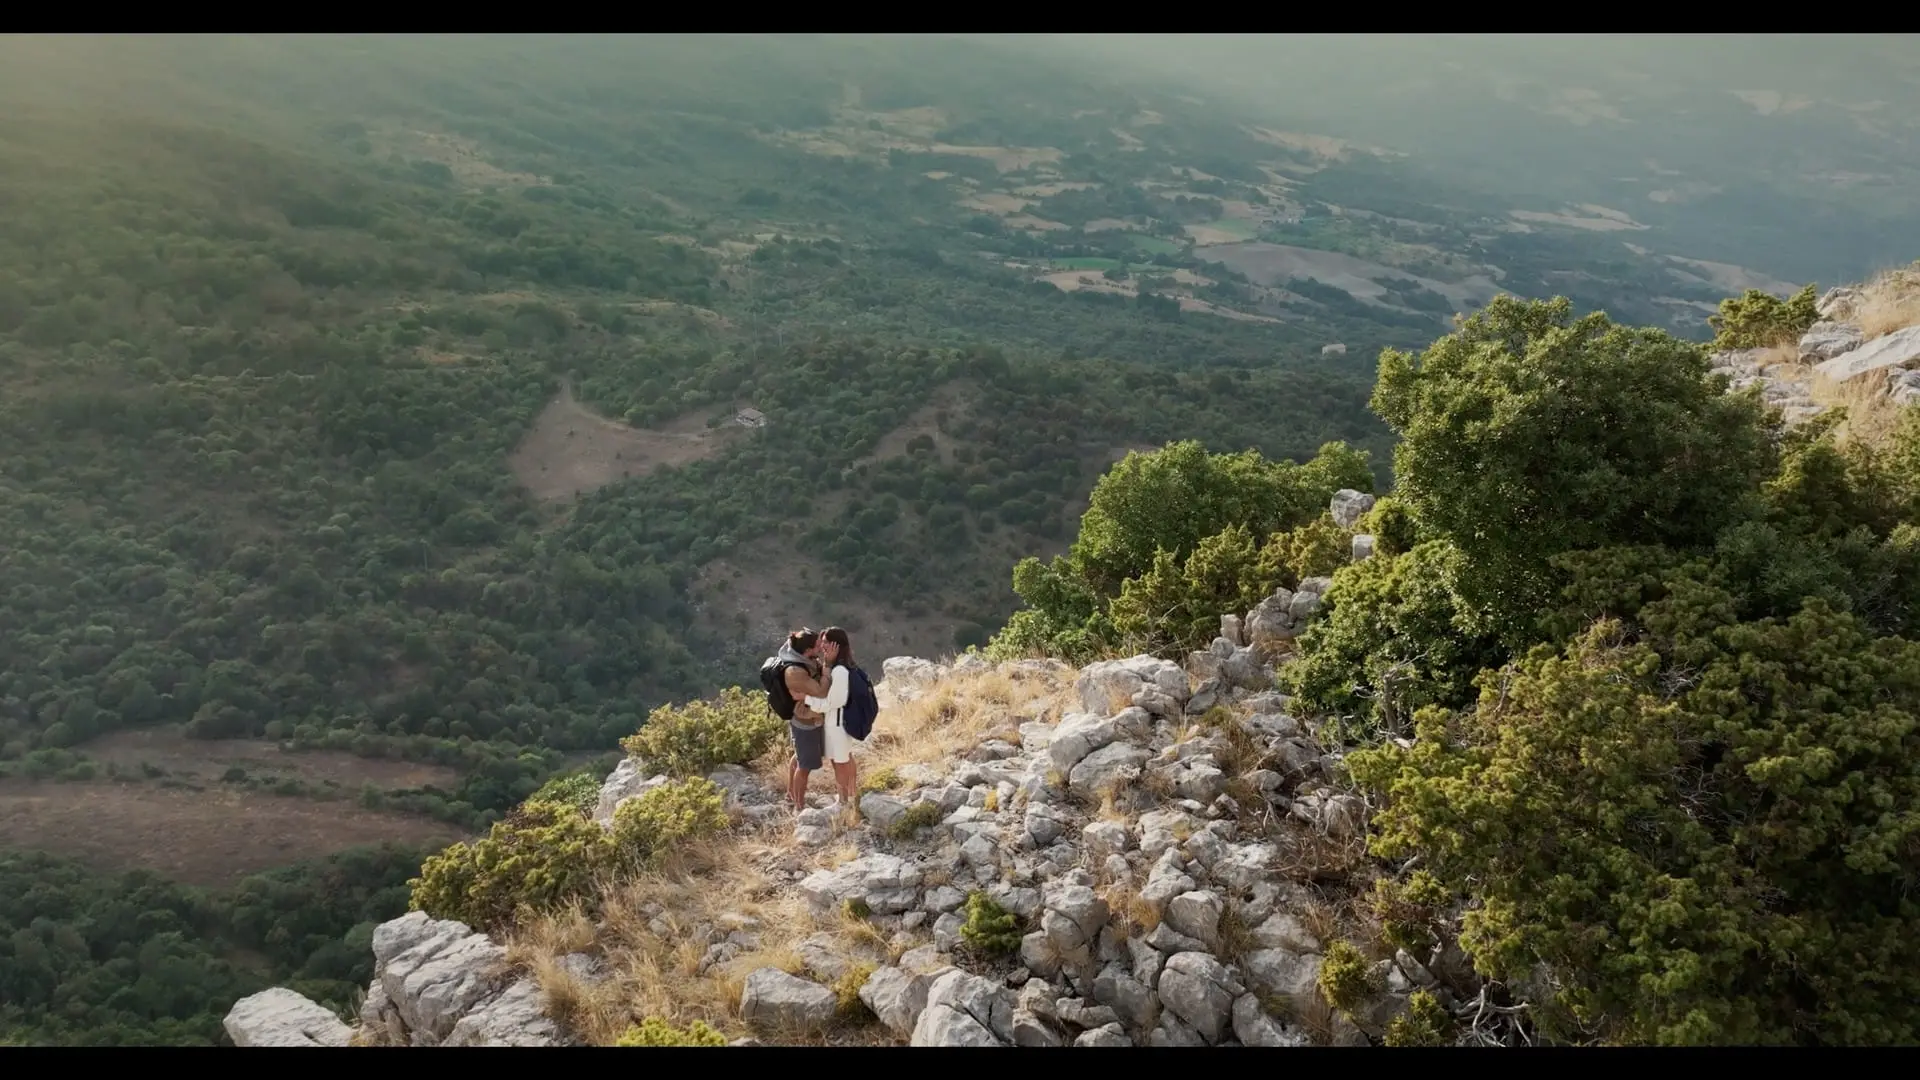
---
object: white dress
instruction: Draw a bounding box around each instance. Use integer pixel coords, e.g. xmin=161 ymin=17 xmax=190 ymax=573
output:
xmin=805 ymin=664 xmax=855 ymax=765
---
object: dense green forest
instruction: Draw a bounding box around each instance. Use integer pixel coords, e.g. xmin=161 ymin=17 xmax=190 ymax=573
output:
xmin=0 ymin=34 xmax=1903 ymax=1045
xmin=0 ymin=844 xmax=429 ymax=1045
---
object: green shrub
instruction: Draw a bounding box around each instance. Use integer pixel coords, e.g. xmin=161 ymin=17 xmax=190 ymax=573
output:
xmin=888 ymin=799 xmax=943 ymax=839
xmin=528 ymin=770 xmax=602 ymax=815
xmin=407 ymin=799 xmax=616 ymax=931
xmin=1348 ymin=598 xmax=1920 ymax=1046
xmin=959 ymin=891 xmax=1023 ymax=955
xmin=610 ymin=778 xmax=730 ymax=865
xmin=1368 ymin=870 xmax=1449 ymax=956
xmin=618 ymin=687 xmax=784 ymax=778
xmin=1384 ymin=990 xmax=1455 ymax=1047
xmin=1707 ymin=283 xmax=1819 ymax=351
xmin=1317 ymin=940 xmax=1381 ymax=1017
xmin=614 ymin=1017 xmax=728 ymax=1046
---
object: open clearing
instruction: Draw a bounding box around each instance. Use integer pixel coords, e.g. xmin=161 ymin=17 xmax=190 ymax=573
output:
xmin=1196 ymin=241 xmax=1501 ymax=309
xmin=959 ymin=192 xmax=1034 ymax=215
xmin=381 ymin=129 xmax=547 ymax=189
xmin=1129 ymin=234 xmax=1186 ymax=255
xmin=1663 ymin=255 xmax=1801 ymax=298
xmin=1508 ymin=204 xmax=1649 ymax=232
xmin=1183 ymin=218 xmax=1260 ymax=246
xmin=508 ymin=381 xmax=750 ymax=503
xmin=0 ymin=779 xmax=468 ymax=887
xmin=81 ymin=726 xmax=464 ymax=790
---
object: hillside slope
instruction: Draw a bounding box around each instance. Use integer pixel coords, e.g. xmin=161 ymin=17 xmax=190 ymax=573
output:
xmin=227 ymin=492 xmax=1438 ymax=1048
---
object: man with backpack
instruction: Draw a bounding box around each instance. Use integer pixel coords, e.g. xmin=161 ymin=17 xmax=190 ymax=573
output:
xmin=762 ymin=629 xmax=830 ymax=814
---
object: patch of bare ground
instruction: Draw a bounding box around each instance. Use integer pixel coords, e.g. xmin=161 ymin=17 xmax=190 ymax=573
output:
xmin=508 ymin=381 xmax=751 ymax=504
xmin=958 ymin=192 xmax=1033 ymax=215
xmin=0 ymin=779 xmax=468 ymax=887
xmin=692 ymin=538 xmax=955 ymax=663
xmin=857 ymin=385 xmax=973 ymax=466
xmin=1509 ymin=204 xmax=1649 ymax=232
xmin=80 ymin=726 xmax=463 ymax=790
xmin=1004 ymin=214 xmax=1068 ymax=231
xmin=378 ymin=129 xmax=547 ymax=188
xmin=1664 ymin=255 xmax=1801 ymax=299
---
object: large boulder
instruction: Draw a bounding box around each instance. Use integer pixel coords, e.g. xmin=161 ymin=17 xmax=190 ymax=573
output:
xmin=880 ymin=657 xmax=948 ymax=705
xmin=1076 ymin=655 xmax=1189 ymax=716
xmin=740 ymin=968 xmax=838 ymax=1034
xmin=1816 ymin=325 xmax=1920 ymax=383
xmin=797 ymin=853 xmax=923 ymax=915
xmin=910 ymin=970 xmax=1016 ymax=1046
xmin=372 ymin=912 xmax=513 ymax=1045
xmin=1329 ymin=489 xmax=1376 ymax=530
xmin=224 ymin=987 xmax=353 ymax=1047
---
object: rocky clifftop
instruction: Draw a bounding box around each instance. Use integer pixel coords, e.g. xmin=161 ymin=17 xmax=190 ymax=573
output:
xmin=225 ymin=488 xmax=1487 ymax=1049
xmin=1709 ymin=270 xmax=1920 ymax=423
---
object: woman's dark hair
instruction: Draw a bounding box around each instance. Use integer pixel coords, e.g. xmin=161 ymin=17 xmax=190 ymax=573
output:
xmin=822 ymin=626 xmax=854 ymax=668
xmin=788 ymin=628 xmax=819 ymax=652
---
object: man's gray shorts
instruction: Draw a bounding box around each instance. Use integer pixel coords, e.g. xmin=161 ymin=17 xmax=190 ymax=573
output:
xmin=790 ymin=719 xmax=825 ymax=771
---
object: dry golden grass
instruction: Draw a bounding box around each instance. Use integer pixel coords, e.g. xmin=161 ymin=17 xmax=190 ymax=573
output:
xmin=505 ymin=830 xmax=858 ymax=1045
xmin=1854 ymin=266 xmax=1920 ymax=338
xmin=1811 ymin=365 xmax=1905 ymax=449
xmin=497 ymin=664 xmax=1071 ymax=1050
xmin=847 ymin=666 xmax=1076 ymax=781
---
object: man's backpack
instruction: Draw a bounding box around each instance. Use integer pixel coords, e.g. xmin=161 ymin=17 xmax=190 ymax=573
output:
xmin=842 ymin=666 xmax=881 ymax=741
xmin=760 ymin=656 xmax=804 ymax=721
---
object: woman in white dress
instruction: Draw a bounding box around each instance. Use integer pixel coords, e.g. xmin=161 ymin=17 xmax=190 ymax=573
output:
xmin=803 ymin=626 xmax=861 ymax=823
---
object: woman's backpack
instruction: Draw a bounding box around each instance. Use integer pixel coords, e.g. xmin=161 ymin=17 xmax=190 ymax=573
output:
xmin=842 ymin=666 xmax=881 ymax=740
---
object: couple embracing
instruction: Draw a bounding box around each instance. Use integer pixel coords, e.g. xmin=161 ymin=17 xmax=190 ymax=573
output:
xmin=762 ymin=626 xmax=878 ymax=824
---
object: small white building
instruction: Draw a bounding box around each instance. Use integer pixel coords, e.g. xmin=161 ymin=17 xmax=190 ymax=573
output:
xmin=734 ymin=407 xmax=767 ymax=428
xmin=1321 ymin=343 xmax=1348 ymax=357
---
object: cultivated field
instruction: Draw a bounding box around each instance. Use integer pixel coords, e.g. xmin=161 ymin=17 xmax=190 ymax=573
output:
xmin=0 ymin=778 xmax=468 ymax=887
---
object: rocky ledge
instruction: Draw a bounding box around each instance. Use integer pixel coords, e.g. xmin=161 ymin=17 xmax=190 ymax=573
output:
xmin=227 ymin=489 xmax=1473 ymax=1049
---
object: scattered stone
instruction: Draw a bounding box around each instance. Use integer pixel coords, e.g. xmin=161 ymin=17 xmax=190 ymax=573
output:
xmin=592 ymin=758 xmax=669 ymax=826
xmin=860 ymin=966 xmax=935 ymax=1038
xmin=1074 ymin=1022 xmax=1132 ymax=1047
xmin=1232 ymin=993 xmax=1309 ymax=1047
xmin=910 ymin=969 xmax=1017 ymax=1047
xmin=740 ymin=968 xmax=838 ymax=1034
xmin=223 ymin=987 xmax=354 ymax=1047
xmin=1164 ymin=891 xmax=1224 ymax=950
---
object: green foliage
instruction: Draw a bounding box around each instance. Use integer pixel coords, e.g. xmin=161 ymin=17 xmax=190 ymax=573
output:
xmin=617 ymin=688 xmax=784 ymax=779
xmin=407 ymin=800 xmax=616 ymax=932
xmin=1283 ymin=541 xmax=1504 ymax=738
xmin=1384 ymin=990 xmax=1456 ymax=1047
xmin=528 ymin=770 xmax=604 ymax=816
xmin=0 ymin=845 xmax=426 ymax=1046
xmin=1707 ymin=284 xmax=1820 ymax=351
xmin=888 ymin=799 xmax=943 ymax=839
xmin=992 ymin=440 xmax=1372 ymax=660
xmin=614 ymin=1017 xmax=728 ymax=1046
xmin=1368 ymin=870 xmax=1450 ymax=956
xmin=1317 ymin=939 xmax=1381 ymax=1017
xmin=959 ymin=891 xmax=1023 ymax=955
xmin=1371 ymin=295 xmax=1775 ymax=648
xmin=609 ymin=778 xmax=731 ymax=865
xmin=1354 ymin=495 xmax=1420 ymax=557
xmin=1350 ymin=595 xmax=1920 ymax=1046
